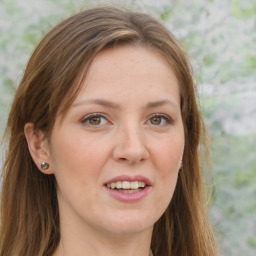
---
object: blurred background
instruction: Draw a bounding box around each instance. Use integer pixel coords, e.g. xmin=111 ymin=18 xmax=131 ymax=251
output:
xmin=0 ymin=0 xmax=255 ymax=255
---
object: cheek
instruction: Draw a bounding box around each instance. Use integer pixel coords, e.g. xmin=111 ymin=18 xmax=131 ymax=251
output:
xmin=152 ymin=134 xmax=184 ymax=207
xmin=49 ymin=131 xmax=108 ymax=191
xmin=49 ymin=131 xmax=111 ymax=216
xmin=51 ymin=127 xmax=105 ymax=167
xmin=155 ymin=136 xmax=184 ymax=175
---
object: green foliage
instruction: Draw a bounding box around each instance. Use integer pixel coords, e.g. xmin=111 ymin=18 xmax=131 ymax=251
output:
xmin=231 ymin=0 xmax=256 ymax=18
xmin=0 ymin=0 xmax=255 ymax=255
xmin=160 ymin=6 xmax=173 ymax=21
xmin=210 ymin=135 xmax=256 ymax=255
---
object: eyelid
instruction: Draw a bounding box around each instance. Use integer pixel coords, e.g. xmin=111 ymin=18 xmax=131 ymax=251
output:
xmin=80 ymin=113 xmax=111 ymax=127
xmin=146 ymin=113 xmax=173 ymax=126
xmin=80 ymin=112 xmax=173 ymax=128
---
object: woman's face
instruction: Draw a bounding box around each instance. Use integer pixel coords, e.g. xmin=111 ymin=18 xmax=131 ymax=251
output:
xmin=48 ymin=45 xmax=184 ymax=235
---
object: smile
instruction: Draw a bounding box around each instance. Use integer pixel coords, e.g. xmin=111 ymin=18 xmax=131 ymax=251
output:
xmin=104 ymin=176 xmax=151 ymax=202
xmin=106 ymin=181 xmax=146 ymax=191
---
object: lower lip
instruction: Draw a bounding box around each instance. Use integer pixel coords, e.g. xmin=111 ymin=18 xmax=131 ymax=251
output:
xmin=104 ymin=186 xmax=151 ymax=202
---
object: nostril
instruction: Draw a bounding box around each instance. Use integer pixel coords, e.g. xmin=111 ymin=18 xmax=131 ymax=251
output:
xmin=112 ymin=141 xmax=149 ymax=163
xmin=118 ymin=157 xmax=145 ymax=164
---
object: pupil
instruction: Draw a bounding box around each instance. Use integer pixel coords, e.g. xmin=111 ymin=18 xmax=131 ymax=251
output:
xmin=90 ymin=117 xmax=101 ymax=125
xmin=151 ymin=117 xmax=161 ymax=125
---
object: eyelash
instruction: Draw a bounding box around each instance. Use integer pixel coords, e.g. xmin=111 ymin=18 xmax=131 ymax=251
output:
xmin=147 ymin=114 xmax=173 ymax=127
xmin=80 ymin=113 xmax=110 ymax=127
xmin=80 ymin=113 xmax=173 ymax=128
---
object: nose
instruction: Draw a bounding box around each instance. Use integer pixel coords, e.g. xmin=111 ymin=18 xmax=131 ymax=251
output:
xmin=112 ymin=124 xmax=149 ymax=164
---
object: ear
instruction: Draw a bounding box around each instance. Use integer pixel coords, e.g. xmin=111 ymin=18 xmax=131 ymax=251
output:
xmin=24 ymin=122 xmax=54 ymax=174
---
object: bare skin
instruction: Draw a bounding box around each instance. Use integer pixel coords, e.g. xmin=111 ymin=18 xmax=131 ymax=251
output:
xmin=25 ymin=45 xmax=184 ymax=256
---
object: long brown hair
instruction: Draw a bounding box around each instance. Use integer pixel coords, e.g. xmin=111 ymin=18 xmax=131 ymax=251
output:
xmin=0 ymin=6 xmax=218 ymax=256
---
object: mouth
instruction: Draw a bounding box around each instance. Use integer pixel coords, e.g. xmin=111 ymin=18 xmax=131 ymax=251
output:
xmin=104 ymin=175 xmax=151 ymax=201
xmin=106 ymin=181 xmax=146 ymax=193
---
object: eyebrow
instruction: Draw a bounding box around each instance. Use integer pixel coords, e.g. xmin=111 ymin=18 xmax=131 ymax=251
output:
xmin=73 ymin=98 xmax=178 ymax=110
xmin=146 ymin=99 xmax=178 ymax=110
xmin=73 ymin=99 xmax=120 ymax=109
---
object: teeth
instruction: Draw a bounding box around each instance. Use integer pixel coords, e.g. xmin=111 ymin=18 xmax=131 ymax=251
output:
xmin=117 ymin=189 xmax=140 ymax=193
xmin=116 ymin=181 xmax=122 ymax=189
xmin=122 ymin=181 xmax=131 ymax=189
xmin=139 ymin=181 xmax=145 ymax=188
xmin=107 ymin=181 xmax=146 ymax=189
xmin=131 ymin=181 xmax=138 ymax=189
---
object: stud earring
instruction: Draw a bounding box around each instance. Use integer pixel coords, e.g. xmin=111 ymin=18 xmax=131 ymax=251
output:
xmin=179 ymin=159 xmax=183 ymax=172
xmin=41 ymin=162 xmax=49 ymax=170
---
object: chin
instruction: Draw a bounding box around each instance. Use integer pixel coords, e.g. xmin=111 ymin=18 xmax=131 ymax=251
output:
xmin=108 ymin=223 xmax=153 ymax=235
xmin=102 ymin=211 xmax=155 ymax=234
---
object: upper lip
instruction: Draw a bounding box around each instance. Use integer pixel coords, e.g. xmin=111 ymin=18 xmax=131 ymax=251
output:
xmin=104 ymin=175 xmax=152 ymax=186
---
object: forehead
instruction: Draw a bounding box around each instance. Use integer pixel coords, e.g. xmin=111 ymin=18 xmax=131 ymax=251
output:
xmin=74 ymin=45 xmax=180 ymax=104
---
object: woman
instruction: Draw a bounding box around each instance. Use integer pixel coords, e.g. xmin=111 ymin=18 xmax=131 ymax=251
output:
xmin=0 ymin=6 xmax=219 ymax=256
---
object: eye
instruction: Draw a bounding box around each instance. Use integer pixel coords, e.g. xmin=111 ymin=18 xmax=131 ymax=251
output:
xmin=147 ymin=114 xmax=172 ymax=126
xmin=81 ymin=113 xmax=110 ymax=127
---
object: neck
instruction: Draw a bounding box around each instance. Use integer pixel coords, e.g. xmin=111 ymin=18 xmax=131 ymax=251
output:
xmin=53 ymin=219 xmax=153 ymax=256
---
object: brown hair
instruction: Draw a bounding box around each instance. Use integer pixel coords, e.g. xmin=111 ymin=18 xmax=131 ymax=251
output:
xmin=0 ymin=6 xmax=218 ymax=256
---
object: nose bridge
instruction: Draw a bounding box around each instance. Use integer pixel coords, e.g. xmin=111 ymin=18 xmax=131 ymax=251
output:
xmin=124 ymin=122 xmax=143 ymax=149
xmin=113 ymin=119 xmax=149 ymax=163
